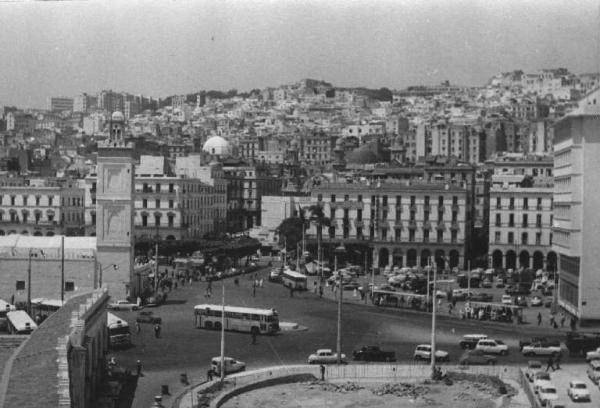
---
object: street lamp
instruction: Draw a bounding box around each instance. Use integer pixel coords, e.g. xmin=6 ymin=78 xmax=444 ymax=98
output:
xmin=334 ymin=244 xmax=346 ymax=364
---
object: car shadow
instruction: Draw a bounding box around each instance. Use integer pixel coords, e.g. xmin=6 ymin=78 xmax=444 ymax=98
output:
xmin=164 ymin=299 xmax=187 ymax=305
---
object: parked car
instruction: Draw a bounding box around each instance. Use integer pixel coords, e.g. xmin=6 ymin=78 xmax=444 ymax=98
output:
xmin=459 ymin=349 xmax=497 ymax=365
xmin=501 ymin=295 xmax=513 ymax=305
xmin=515 ymin=296 xmax=528 ymax=307
xmin=531 ymin=296 xmax=543 ymax=307
xmin=522 ymin=342 xmax=562 ymax=357
xmin=413 ymin=344 xmax=449 ymax=362
xmin=587 ymin=360 xmax=600 ymax=384
xmin=135 ymin=311 xmax=162 ymax=324
xmin=211 ymin=356 xmax=246 ymax=375
xmin=481 ymin=280 xmax=493 ymax=289
xmin=538 ymin=383 xmax=558 ymax=407
xmin=459 ymin=334 xmax=488 ymax=349
xmin=352 ymin=345 xmax=396 ymax=362
xmin=470 ymin=292 xmax=493 ymax=302
xmin=567 ymin=380 xmax=591 ymax=402
xmin=519 ymin=337 xmax=559 ymax=351
xmin=496 ymin=279 xmax=505 ymax=288
xmin=108 ymin=300 xmax=140 ymax=311
xmin=586 ymin=347 xmax=600 ymax=362
xmin=269 ymin=269 xmax=282 ymax=282
xmin=308 ymin=349 xmax=347 ymax=364
xmin=533 ymin=372 xmax=551 ymax=393
xmin=475 ymin=339 xmax=509 ymax=355
xmin=525 ymin=360 xmax=543 ymax=382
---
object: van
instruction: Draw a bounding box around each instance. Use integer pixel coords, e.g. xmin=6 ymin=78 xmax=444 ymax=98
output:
xmin=6 ymin=310 xmax=37 ymax=334
xmin=211 ymin=356 xmax=246 ymax=375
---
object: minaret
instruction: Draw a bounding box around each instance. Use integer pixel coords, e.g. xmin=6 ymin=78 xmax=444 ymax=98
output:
xmin=96 ymin=111 xmax=135 ymax=299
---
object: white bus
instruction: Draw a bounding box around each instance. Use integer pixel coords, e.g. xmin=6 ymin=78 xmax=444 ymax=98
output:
xmin=107 ymin=312 xmax=131 ymax=348
xmin=6 ymin=310 xmax=37 ymax=334
xmin=194 ymin=304 xmax=279 ymax=335
xmin=282 ymin=269 xmax=308 ymax=290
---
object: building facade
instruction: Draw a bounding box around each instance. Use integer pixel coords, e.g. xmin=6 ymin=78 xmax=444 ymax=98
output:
xmin=47 ymin=97 xmax=74 ymax=112
xmin=307 ymin=181 xmax=468 ymax=270
xmin=553 ymin=104 xmax=600 ymax=324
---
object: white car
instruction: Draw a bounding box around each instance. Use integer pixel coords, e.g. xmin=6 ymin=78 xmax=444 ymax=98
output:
xmin=413 ymin=344 xmax=449 ymax=362
xmin=525 ymin=360 xmax=543 ymax=382
xmin=501 ymin=295 xmax=513 ymax=305
xmin=475 ymin=339 xmax=509 ymax=355
xmin=538 ymin=383 xmax=558 ymax=407
xmin=308 ymin=348 xmax=347 ymax=364
xmin=586 ymin=347 xmax=600 ymax=362
xmin=531 ymin=296 xmax=543 ymax=307
xmin=211 ymin=356 xmax=246 ymax=375
xmin=107 ymin=300 xmax=140 ymax=311
xmin=567 ymin=380 xmax=591 ymax=402
xmin=522 ymin=342 xmax=562 ymax=356
xmin=533 ymin=373 xmax=552 ymax=394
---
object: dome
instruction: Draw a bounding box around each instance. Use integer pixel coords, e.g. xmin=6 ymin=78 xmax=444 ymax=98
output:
xmin=346 ymin=144 xmax=381 ymax=165
xmin=203 ymin=136 xmax=231 ymax=156
xmin=111 ymin=111 xmax=125 ymax=121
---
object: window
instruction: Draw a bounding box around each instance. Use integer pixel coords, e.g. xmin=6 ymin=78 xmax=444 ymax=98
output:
xmin=382 ymin=195 xmax=388 ymax=206
xmin=357 ymin=195 xmax=362 ymax=202
xmin=23 ymin=196 xmax=27 ymax=206
xmin=452 ymin=211 xmax=457 ymax=222
xmin=536 ymin=232 xmax=541 ymax=245
xmin=508 ymin=232 xmax=514 ymax=244
xmin=537 ymin=197 xmax=542 ymax=210
xmin=143 ymin=183 xmax=149 ymax=192
xmin=521 ymin=232 xmax=528 ymax=245
xmin=330 ymin=208 xmax=335 ymax=219
xmin=169 ymin=183 xmax=174 ymax=193
xmin=423 ymin=229 xmax=429 ymax=242
xmin=318 ymin=194 xmax=322 ymax=202
xmin=410 ymin=196 xmax=416 ymax=205
xmin=395 ymin=228 xmax=401 ymax=241
xmin=10 ymin=196 xmax=15 ymax=206
xmin=409 ymin=229 xmax=415 ymax=242
xmin=549 ymin=233 xmax=553 ymax=245
xmin=142 ymin=215 xmax=148 ymax=227
xmin=356 ymin=227 xmax=363 ymax=239
xmin=91 ymin=213 xmax=96 ymax=224
xmin=424 ymin=211 xmax=429 ymax=221
xmin=496 ymin=197 xmax=501 ymax=209
xmin=437 ymin=230 xmax=443 ymax=243
xmin=357 ymin=209 xmax=362 ymax=221
xmin=142 ymin=199 xmax=147 ymax=208
xmin=16 ymin=281 xmax=25 ymax=291
xmin=509 ymin=214 xmax=514 ymax=227
xmin=344 ymin=194 xmax=349 ymax=202
xmin=331 ymin=194 xmax=336 ymax=203
xmin=155 ymin=215 xmax=161 ymax=226
xmin=48 ymin=214 xmax=54 ymax=222
xmin=48 ymin=196 xmax=53 ymax=206
xmin=536 ymin=214 xmax=542 ymax=228
xmin=369 ymin=226 xmax=374 ymax=239
xmin=65 ymin=281 xmax=75 ymax=292
xmin=343 ymin=209 xmax=349 ymax=219
xmin=410 ymin=211 xmax=416 ymax=221
xmin=329 ymin=226 xmax=335 ymax=239
xmin=438 ymin=196 xmax=443 ymax=206
xmin=523 ymin=197 xmax=528 ymax=210
xmin=451 ymin=230 xmax=457 ymax=243
xmin=156 ymin=183 xmax=161 ymax=193
xmin=424 ymin=196 xmax=429 ymax=205
xmin=509 ymin=197 xmax=514 ymax=209
xmin=169 ymin=200 xmax=174 ymax=209
xmin=381 ymin=228 xmax=387 ymax=240
xmin=522 ymin=214 xmax=528 ymax=228
xmin=495 ymin=231 xmax=501 ymax=243
xmin=155 ymin=199 xmax=160 ymax=209
xmin=452 ymin=196 xmax=458 ymax=205
xmin=495 ymin=214 xmax=501 ymax=226
xmin=168 ymin=215 xmax=174 ymax=227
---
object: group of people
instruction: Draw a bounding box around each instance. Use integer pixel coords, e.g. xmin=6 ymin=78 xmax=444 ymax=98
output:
xmin=460 ymin=304 xmax=520 ymax=323
xmin=537 ymin=312 xmax=567 ymax=329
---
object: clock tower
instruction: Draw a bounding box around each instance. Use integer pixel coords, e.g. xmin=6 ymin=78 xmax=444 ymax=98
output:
xmin=96 ymin=111 xmax=135 ymax=299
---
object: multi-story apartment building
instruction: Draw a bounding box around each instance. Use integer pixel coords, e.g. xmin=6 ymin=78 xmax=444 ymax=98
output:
xmin=97 ymin=90 xmax=124 ymax=113
xmin=298 ymin=132 xmax=333 ymax=167
xmin=488 ymin=185 xmax=555 ymax=271
xmin=0 ymin=179 xmax=84 ymax=237
xmin=223 ymin=163 xmax=282 ymax=232
xmin=553 ymin=98 xmax=600 ymax=325
xmin=5 ymin=112 xmax=35 ymax=132
xmin=47 ymin=97 xmax=74 ymax=112
xmin=74 ymin=93 xmax=98 ymax=113
xmin=307 ymin=181 xmax=468 ymax=270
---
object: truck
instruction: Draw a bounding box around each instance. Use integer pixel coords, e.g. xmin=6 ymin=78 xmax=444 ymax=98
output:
xmin=352 ymin=345 xmax=396 ymax=362
xmin=521 ymin=342 xmax=562 ymax=356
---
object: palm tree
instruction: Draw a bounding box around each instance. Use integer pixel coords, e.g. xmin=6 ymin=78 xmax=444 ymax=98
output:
xmin=308 ymin=204 xmax=330 ymax=281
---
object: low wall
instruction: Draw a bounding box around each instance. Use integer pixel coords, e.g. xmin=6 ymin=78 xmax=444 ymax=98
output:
xmin=173 ymin=364 xmax=524 ymax=408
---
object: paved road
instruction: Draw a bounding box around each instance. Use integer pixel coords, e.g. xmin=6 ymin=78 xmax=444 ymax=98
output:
xmin=109 ymin=263 xmax=572 ymax=408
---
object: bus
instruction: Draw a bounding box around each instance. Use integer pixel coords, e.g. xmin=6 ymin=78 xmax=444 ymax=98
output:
xmin=194 ymin=304 xmax=279 ymax=335
xmin=282 ymin=269 xmax=308 ymax=290
xmin=6 ymin=310 xmax=37 ymax=334
xmin=107 ymin=312 xmax=131 ymax=348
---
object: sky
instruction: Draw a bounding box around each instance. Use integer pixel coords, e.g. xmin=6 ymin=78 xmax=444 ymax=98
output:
xmin=0 ymin=0 xmax=598 ymax=108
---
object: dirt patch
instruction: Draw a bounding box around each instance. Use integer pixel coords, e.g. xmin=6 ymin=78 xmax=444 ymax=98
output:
xmin=220 ymin=375 xmax=517 ymax=408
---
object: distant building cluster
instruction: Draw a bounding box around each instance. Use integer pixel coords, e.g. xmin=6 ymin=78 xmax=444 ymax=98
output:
xmin=0 ymin=70 xmax=599 ymax=323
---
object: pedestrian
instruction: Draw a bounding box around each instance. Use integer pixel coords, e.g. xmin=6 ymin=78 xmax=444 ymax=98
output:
xmin=545 ymin=355 xmax=555 ymax=372
xmin=448 ymin=303 xmax=453 ymax=315
xmin=319 ymin=285 xmax=323 ymax=298
xmin=189 ymin=277 xmax=193 ymax=286
xmin=560 ymin=313 xmax=566 ymax=329
xmin=135 ymin=322 xmax=141 ymax=334
xmin=154 ymin=324 xmax=161 ymax=338
xmin=537 ymin=312 xmax=542 ymax=326
xmin=320 ymin=364 xmax=325 ymax=381
xmin=555 ymin=351 xmax=562 ymax=370
xmin=207 ymin=368 xmax=214 ymax=381
xmin=251 ymin=331 xmax=257 ymax=345
xmin=259 ymin=278 xmax=263 ymax=287
xmin=136 ymin=360 xmax=143 ymax=377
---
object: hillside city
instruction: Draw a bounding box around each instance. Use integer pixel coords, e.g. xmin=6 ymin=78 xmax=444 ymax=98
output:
xmin=2 ymin=67 xmax=600 ymax=408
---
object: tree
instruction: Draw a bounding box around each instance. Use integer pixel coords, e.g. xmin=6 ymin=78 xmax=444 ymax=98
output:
xmin=308 ymin=204 xmax=330 ymax=279
xmin=277 ymin=217 xmax=304 ymax=255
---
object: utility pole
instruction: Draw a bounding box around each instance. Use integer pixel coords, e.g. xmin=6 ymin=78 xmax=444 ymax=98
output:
xmin=467 ymin=260 xmax=471 ymax=301
xmin=27 ymin=250 xmax=32 ymax=316
xmin=334 ymin=245 xmax=346 ymax=364
xmin=154 ymin=242 xmax=159 ymax=293
xmin=220 ymin=282 xmax=225 ymax=383
xmin=60 ymin=235 xmax=65 ymax=304
xmin=430 ymin=259 xmax=437 ymax=376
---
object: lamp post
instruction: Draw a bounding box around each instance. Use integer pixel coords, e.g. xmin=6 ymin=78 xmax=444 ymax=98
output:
xmin=27 ymin=249 xmax=32 ymax=316
xmin=334 ymin=244 xmax=346 ymax=364
xmin=430 ymin=259 xmax=437 ymax=376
